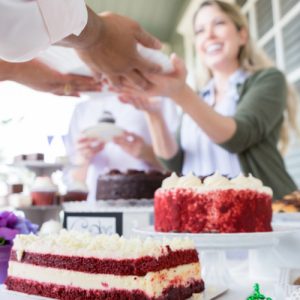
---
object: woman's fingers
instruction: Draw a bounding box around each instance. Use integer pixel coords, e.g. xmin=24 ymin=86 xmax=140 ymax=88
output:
xmin=113 ymin=131 xmax=143 ymax=158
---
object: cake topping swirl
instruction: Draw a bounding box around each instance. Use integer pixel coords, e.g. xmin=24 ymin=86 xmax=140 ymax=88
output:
xmin=161 ymin=172 xmax=272 ymax=195
xmin=203 ymin=171 xmax=231 ymax=187
xmin=161 ymin=172 xmax=179 ymax=188
xmin=177 ymin=173 xmax=202 ymax=188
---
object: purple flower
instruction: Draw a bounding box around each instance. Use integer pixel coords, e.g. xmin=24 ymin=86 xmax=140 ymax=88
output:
xmin=0 ymin=228 xmax=19 ymax=244
xmin=0 ymin=211 xmax=38 ymax=245
xmin=15 ymin=218 xmax=38 ymax=235
xmin=0 ymin=211 xmax=18 ymax=228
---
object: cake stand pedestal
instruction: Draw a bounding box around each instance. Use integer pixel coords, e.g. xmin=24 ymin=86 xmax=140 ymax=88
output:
xmin=133 ymin=224 xmax=299 ymax=294
xmin=200 ymin=250 xmax=232 ymax=288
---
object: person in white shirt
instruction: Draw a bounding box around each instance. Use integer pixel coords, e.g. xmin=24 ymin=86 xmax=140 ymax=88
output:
xmin=0 ymin=0 xmax=162 ymax=89
xmin=65 ymin=91 xmax=178 ymax=201
xmin=0 ymin=58 xmax=101 ymax=96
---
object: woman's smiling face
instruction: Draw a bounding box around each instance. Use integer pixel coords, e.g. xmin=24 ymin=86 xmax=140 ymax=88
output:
xmin=194 ymin=4 xmax=247 ymax=72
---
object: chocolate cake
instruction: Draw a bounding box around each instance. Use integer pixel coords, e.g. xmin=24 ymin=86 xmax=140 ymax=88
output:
xmin=14 ymin=153 xmax=44 ymax=162
xmin=8 ymin=184 xmax=23 ymax=194
xmin=98 ymin=111 xmax=115 ymax=123
xmin=26 ymin=153 xmax=44 ymax=161
xmin=96 ymin=170 xmax=169 ymax=200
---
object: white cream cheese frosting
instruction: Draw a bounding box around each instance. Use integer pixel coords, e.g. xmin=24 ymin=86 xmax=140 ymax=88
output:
xmin=8 ymin=262 xmax=200 ymax=298
xmin=13 ymin=231 xmax=196 ymax=260
xmin=161 ymin=172 xmax=179 ymax=188
xmin=66 ymin=181 xmax=88 ymax=193
xmin=177 ymin=172 xmax=202 ymax=188
xmin=203 ymin=171 xmax=231 ymax=187
xmin=161 ymin=172 xmax=273 ymax=196
xmin=31 ymin=176 xmax=58 ymax=192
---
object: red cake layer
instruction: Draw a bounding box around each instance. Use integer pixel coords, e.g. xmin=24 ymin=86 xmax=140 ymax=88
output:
xmin=6 ymin=277 xmax=205 ymax=300
xmin=10 ymin=248 xmax=199 ymax=276
xmin=155 ymin=188 xmax=272 ymax=233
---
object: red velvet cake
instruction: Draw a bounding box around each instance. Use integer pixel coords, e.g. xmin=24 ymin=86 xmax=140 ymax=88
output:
xmin=31 ymin=176 xmax=58 ymax=206
xmin=155 ymin=173 xmax=273 ymax=233
xmin=6 ymin=231 xmax=204 ymax=299
xmin=62 ymin=181 xmax=88 ymax=202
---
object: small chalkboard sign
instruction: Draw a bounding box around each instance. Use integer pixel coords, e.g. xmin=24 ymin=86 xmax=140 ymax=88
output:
xmin=63 ymin=212 xmax=123 ymax=236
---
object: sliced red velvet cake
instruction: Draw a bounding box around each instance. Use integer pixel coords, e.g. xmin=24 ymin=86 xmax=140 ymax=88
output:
xmin=155 ymin=172 xmax=273 ymax=233
xmin=6 ymin=231 xmax=204 ymax=299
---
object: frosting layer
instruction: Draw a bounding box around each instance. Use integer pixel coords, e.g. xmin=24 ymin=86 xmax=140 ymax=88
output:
xmin=161 ymin=172 xmax=273 ymax=196
xmin=13 ymin=231 xmax=195 ymax=260
xmin=8 ymin=262 xmax=200 ymax=298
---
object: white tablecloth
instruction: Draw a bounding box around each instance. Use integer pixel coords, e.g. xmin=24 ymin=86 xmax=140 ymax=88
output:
xmin=218 ymin=230 xmax=300 ymax=300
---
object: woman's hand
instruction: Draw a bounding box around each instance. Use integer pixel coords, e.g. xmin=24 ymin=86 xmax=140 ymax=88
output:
xmin=113 ymin=131 xmax=162 ymax=169
xmin=113 ymin=131 xmax=146 ymax=159
xmin=76 ymin=136 xmax=105 ymax=164
xmin=118 ymin=54 xmax=187 ymax=100
xmin=119 ymin=95 xmax=162 ymax=115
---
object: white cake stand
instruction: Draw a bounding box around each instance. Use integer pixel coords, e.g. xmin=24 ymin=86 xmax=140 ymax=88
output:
xmin=133 ymin=224 xmax=300 ymax=290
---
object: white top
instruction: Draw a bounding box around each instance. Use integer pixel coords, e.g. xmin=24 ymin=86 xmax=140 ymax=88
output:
xmin=65 ymin=91 xmax=179 ymax=201
xmin=0 ymin=0 xmax=87 ymax=61
xmin=181 ymin=69 xmax=250 ymax=178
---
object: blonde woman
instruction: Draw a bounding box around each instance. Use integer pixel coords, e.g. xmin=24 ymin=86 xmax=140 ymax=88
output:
xmin=119 ymin=0 xmax=298 ymax=199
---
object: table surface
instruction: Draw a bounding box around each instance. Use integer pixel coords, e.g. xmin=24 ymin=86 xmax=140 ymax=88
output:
xmin=217 ymin=262 xmax=277 ymax=299
xmin=0 ymin=280 xmax=278 ymax=300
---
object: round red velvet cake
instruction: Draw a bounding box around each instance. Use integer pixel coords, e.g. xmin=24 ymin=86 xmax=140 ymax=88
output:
xmin=155 ymin=173 xmax=273 ymax=233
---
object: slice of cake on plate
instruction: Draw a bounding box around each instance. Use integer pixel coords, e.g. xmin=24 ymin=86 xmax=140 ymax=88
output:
xmin=5 ymin=230 xmax=204 ymax=299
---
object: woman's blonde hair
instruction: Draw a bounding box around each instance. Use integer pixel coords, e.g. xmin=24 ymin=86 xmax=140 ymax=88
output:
xmin=193 ymin=0 xmax=299 ymax=153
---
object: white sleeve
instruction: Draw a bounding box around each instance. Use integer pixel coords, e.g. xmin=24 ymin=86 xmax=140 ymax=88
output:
xmin=0 ymin=0 xmax=87 ymax=62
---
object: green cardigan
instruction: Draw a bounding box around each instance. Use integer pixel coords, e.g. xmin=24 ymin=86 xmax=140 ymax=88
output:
xmin=159 ymin=67 xmax=297 ymax=199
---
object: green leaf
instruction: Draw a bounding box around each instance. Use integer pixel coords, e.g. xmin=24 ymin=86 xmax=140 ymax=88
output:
xmin=0 ymin=237 xmax=6 ymax=246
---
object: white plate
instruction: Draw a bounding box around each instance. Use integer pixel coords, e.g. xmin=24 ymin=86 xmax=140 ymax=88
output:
xmin=81 ymin=123 xmax=123 ymax=142
xmin=204 ymin=285 xmax=228 ymax=299
xmin=0 ymin=285 xmax=225 ymax=300
xmin=133 ymin=224 xmax=300 ymax=249
xmin=137 ymin=44 xmax=174 ymax=74
xmin=273 ymin=212 xmax=300 ymax=223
